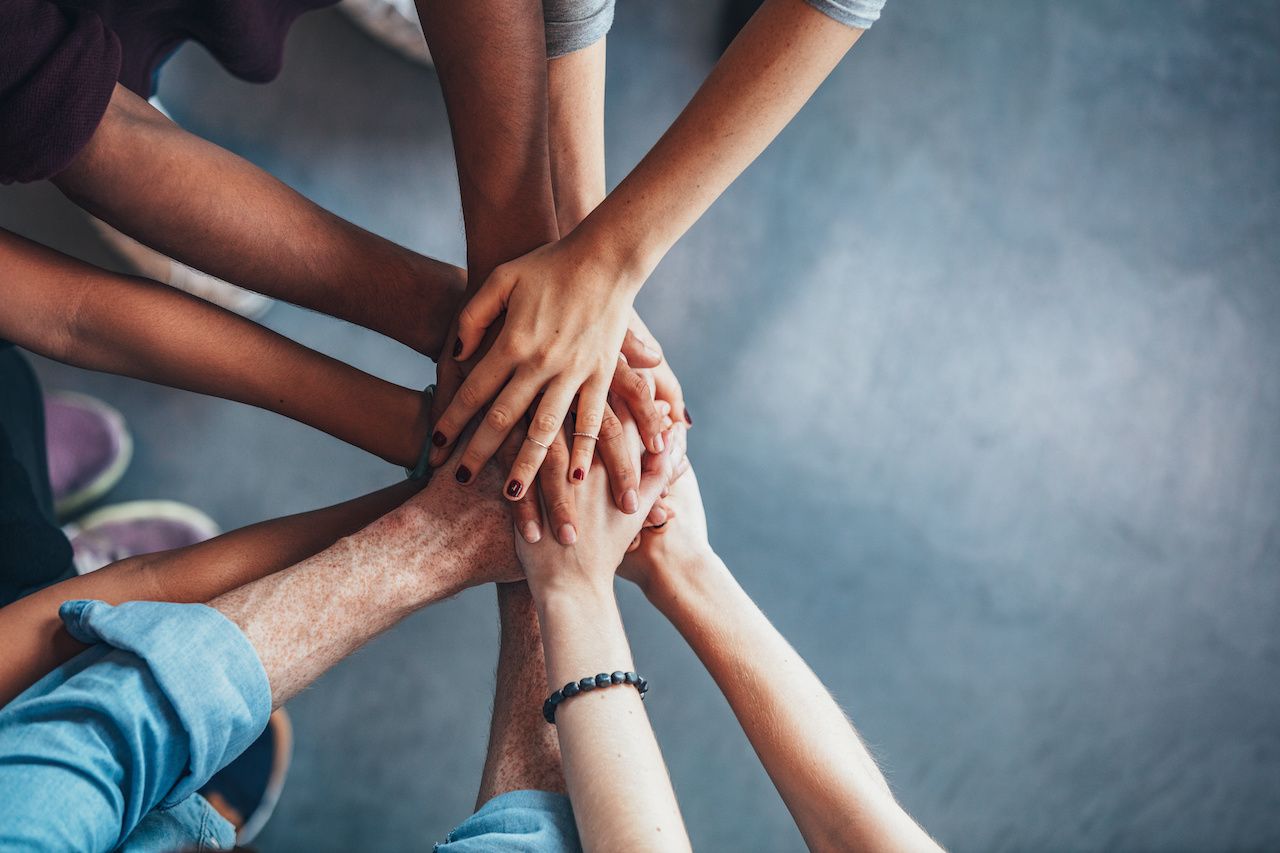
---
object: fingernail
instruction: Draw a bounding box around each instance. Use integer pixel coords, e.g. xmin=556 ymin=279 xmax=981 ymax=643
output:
xmin=506 ymin=479 xmax=522 ymax=498
xmin=573 ymin=468 xmax=585 ymax=481
xmin=622 ymin=489 xmax=639 ymax=514
xmin=558 ymin=523 xmax=577 ymax=545
xmin=455 ymin=465 xmax=472 ymax=484
xmin=651 ymin=507 xmax=667 ymax=524
xmin=452 ymin=338 xmax=462 ymax=358
xmin=432 ymin=430 xmax=447 ymax=447
xmin=652 ymin=433 xmax=665 ymax=453
xmin=684 ymin=409 xmax=693 ymax=426
xmin=522 ymin=521 xmax=542 ymax=544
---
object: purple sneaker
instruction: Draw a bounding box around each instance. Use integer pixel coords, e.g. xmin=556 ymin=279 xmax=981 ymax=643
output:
xmin=64 ymin=500 xmax=221 ymax=574
xmin=44 ymin=392 xmax=133 ymax=519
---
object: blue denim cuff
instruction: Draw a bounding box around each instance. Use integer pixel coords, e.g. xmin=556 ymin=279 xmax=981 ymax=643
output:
xmin=59 ymin=599 xmax=272 ymax=807
xmin=436 ymin=789 xmax=580 ymax=852
xmin=804 ymin=0 xmax=885 ymax=29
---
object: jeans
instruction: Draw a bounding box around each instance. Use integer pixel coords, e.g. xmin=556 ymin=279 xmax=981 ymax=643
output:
xmin=436 ymin=790 xmax=581 ymax=853
xmin=0 ymin=599 xmax=270 ymax=851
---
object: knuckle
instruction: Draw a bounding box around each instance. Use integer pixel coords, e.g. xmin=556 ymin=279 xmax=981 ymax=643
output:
xmin=576 ymin=407 xmax=604 ymax=431
xmin=457 ymin=381 xmax=487 ymax=410
xmin=626 ymin=371 xmax=650 ymax=397
xmin=503 ymin=337 xmax=533 ymax=362
xmin=531 ymin=411 xmax=562 ymax=436
xmin=484 ymin=405 xmax=514 ymax=432
xmin=599 ymin=415 xmax=624 ymax=442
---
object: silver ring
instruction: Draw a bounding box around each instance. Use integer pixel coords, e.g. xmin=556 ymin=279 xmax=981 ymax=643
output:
xmin=525 ymin=436 xmax=553 ymax=450
xmin=572 ymin=432 xmax=598 ymax=440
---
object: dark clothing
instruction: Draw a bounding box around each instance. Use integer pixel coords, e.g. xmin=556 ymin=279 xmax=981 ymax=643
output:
xmin=0 ymin=0 xmax=334 ymax=184
xmin=0 ymin=344 xmax=74 ymax=605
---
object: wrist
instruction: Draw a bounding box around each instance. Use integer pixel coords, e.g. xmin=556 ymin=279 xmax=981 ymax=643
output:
xmin=372 ymin=494 xmax=504 ymax=603
xmin=567 ymin=212 xmax=657 ymax=298
xmin=644 ymin=547 xmax=728 ymax=617
xmin=530 ymin=572 xmax=617 ymax=615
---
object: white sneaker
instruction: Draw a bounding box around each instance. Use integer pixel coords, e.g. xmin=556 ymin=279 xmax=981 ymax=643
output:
xmin=339 ymin=0 xmax=433 ymax=66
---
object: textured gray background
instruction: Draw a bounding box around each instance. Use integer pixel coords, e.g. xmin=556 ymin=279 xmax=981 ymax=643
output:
xmin=2 ymin=1 xmax=1278 ymax=850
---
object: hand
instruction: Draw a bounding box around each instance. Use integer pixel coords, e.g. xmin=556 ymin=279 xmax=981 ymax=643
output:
xmin=626 ymin=309 xmax=690 ymax=427
xmin=429 ymin=236 xmax=662 ymax=503
xmin=432 ymin=315 xmax=663 ymax=526
xmin=619 ymin=463 xmax=715 ymax=602
xmin=517 ymin=422 xmax=687 ymax=598
xmin=400 ymin=424 xmax=528 ymax=588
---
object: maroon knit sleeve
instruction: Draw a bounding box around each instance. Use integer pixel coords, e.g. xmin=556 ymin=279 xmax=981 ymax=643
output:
xmin=0 ymin=1 xmax=122 ymax=184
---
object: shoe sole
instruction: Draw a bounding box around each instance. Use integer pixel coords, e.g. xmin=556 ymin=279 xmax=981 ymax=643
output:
xmin=51 ymin=392 xmax=135 ymax=521
xmin=63 ymin=500 xmax=222 ymax=574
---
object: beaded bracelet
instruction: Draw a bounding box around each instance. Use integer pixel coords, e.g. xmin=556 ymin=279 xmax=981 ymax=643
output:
xmin=404 ymin=384 xmax=437 ymax=481
xmin=543 ymin=671 xmax=648 ymax=724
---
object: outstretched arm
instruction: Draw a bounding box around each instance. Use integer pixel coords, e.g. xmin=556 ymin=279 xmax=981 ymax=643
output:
xmin=0 ymin=479 xmax=423 ymax=707
xmin=518 ymin=420 xmax=691 ymax=851
xmin=435 ymin=0 xmax=866 ymax=492
xmin=0 ymin=228 xmax=436 ymax=469
xmin=0 ymin=444 xmax=517 ymax=850
xmin=51 ymin=83 xmax=464 ymax=358
xmin=620 ymin=469 xmax=941 ymax=853
xmin=413 ymin=0 xmax=658 ymax=535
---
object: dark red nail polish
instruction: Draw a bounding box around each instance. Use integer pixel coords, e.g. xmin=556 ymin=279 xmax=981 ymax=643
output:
xmin=455 ymin=465 xmax=471 ymax=484
xmin=506 ymin=480 xmax=522 ymax=497
xmin=684 ymin=409 xmax=693 ymax=426
xmin=573 ymin=468 xmax=585 ymax=481
xmin=432 ymin=430 xmax=447 ymax=447
xmin=452 ymin=338 xmax=462 ymax=358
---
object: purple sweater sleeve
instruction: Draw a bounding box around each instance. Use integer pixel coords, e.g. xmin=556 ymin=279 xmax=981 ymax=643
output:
xmin=0 ymin=1 xmax=121 ymax=184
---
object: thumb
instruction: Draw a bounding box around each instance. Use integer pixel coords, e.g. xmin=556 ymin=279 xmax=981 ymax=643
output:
xmin=635 ymin=425 xmax=683 ymax=509
xmin=455 ymin=268 xmax=513 ymax=360
xmin=620 ymin=327 xmax=662 ymax=369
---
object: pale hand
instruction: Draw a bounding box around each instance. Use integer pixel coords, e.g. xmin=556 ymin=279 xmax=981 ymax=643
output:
xmin=431 ymin=236 xmax=657 ymax=504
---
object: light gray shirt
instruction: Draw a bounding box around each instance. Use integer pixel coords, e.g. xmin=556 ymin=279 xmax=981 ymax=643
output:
xmin=544 ymin=0 xmax=886 ymax=58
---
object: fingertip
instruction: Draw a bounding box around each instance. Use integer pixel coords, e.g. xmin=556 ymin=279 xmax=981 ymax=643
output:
xmin=521 ymin=520 xmax=542 ymax=544
xmin=621 ymin=489 xmax=639 ymax=514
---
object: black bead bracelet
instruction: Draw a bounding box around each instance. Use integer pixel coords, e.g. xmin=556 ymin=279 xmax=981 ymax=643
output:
xmin=543 ymin=671 xmax=648 ymax=724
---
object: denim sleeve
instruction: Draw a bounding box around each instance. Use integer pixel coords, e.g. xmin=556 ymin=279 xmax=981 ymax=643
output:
xmin=0 ymin=600 xmax=271 ymax=852
xmin=543 ymin=0 xmax=614 ymax=59
xmin=804 ymin=0 xmax=886 ymax=29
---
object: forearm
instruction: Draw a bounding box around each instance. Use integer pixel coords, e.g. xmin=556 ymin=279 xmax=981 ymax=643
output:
xmin=0 ymin=479 xmax=420 ymax=707
xmin=52 ymin=84 xmax=463 ymax=356
xmin=0 ymin=229 xmax=430 ymax=468
xmin=212 ymin=479 xmax=504 ymax=706
xmin=535 ymin=582 xmax=689 ymax=852
xmin=548 ymin=39 xmax=607 ymax=235
xmin=650 ymin=553 xmax=938 ymax=852
xmin=415 ymin=0 xmax=560 ymax=286
xmin=573 ymin=0 xmax=862 ymax=281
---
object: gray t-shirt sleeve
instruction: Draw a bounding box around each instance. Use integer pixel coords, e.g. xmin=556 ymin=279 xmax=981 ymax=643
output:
xmin=803 ymin=0 xmax=886 ymax=29
xmin=543 ymin=0 xmax=615 ymax=58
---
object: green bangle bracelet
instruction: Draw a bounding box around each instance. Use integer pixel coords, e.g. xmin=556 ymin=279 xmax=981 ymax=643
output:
xmin=405 ymin=384 xmax=436 ymax=481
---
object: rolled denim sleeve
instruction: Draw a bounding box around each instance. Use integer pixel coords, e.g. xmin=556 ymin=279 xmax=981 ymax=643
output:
xmin=0 ymin=600 xmax=271 ymax=852
xmin=804 ymin=0 xmax=886 ymax=29
xmin=543 ymin=0 xmax=614 ymax=58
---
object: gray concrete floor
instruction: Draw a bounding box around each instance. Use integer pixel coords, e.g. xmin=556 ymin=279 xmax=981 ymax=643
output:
xmin=2 ymin=1 xmax=1278 ymax=849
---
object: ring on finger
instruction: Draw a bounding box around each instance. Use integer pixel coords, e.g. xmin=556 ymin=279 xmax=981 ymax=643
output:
xmin=572 ymin=432 xmax=598 ymax=440
xmin=525 ymin=436 xmax=553 ymax=450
